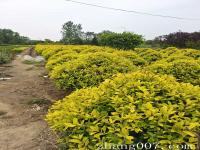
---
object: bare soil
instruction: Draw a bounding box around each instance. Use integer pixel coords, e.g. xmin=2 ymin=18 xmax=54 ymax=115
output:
xmin=0 ymin=49 xmax=66 ymax=150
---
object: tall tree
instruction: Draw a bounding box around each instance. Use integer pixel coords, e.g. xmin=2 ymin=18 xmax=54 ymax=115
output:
xmin=82 ymin=32 xmax=97 ymax=44
xmin=61 ymin=21 xmax=83 ymax=44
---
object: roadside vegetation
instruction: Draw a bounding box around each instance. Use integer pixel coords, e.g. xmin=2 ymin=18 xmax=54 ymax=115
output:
xmin=0 ymin=45 xmax=29 ymax=64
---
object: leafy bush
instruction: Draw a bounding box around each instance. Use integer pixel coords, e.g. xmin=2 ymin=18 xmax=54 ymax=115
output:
xmin=35 ymin=45 xmax=115 ymax=60
xmin=0 ymin=45 xmax=29 ymax=64
xmin=98 ymin=32 xmax=143 ymax=50
xmin=113 ymin=51 xmax=147 ymax=66
xmin=47 ymin=47 xmax=80 ymax=61
xmin=158 ymin=47 xmax=181 ymax=58
xmin=42 ymin=46 xmax=65 ymax=59
xmin=161 ymin=55 xmax=194 ymax=63
xmin=47 ymin=45 xmax=115 ymax=61
xmin=147 ymin=59 xmax=200 ymax=86
xmin=134 ymin=48 xmax=162 ymax=63
xmin=50 ymin=52 xmax=136 ymax=90
xmin=0 ymin=49 xmax=12 ymax=64
xmin=41 ymin=46 xmax=145 ymax=75
xmin=35 ymin=45 xmax=76 ymax=59
xmin=182 ymin=49 xmax=200 ymax=59
xmin=46 ymin=53 xmax=80 ymax=71
xmin=46 ymin=71 xmax=200 ymax=149
xmin=41 ymin=45 xmax=135 ymax=71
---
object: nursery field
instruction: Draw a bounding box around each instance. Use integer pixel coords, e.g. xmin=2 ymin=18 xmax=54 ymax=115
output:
xmin=35 ymin=45 xmax=200 ymax=149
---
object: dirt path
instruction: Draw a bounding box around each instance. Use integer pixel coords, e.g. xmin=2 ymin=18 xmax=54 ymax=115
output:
xmin=0 ymin=50 xmax=65 ymax=150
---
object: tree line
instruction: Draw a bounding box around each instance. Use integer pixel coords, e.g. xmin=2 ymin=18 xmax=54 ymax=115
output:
xmin=1 ymin=22 xmax=200 ymax=50
xmin=0 ymin=29 xmax=30 ymax=45
xmin=148 ymin=31 xmax=200 ymax=49
xmin=0 ymin=29 xmax=54 ymax=45
xmin=60 ymin=21 xmax=200 ymax=50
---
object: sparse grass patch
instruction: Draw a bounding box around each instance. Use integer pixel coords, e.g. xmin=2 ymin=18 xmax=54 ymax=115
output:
xmin=12 ymin=46 xmax=29 ymax=53
xmin=22 ymin=60 xmax=40 ymax=65
xmin=27 ymin=98 xmax=52 ymax=106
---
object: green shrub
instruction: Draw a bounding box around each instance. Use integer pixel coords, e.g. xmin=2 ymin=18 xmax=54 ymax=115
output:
xmin=45 ymin=47 xmax=145 ymax=72
xmin=135 ymin=48 xmax=162 ymax=63
xmin=36 ymin=45 xmax=76 ymax=59
xmin=98 ymin=32 xmax=143 ymax=50
xmin=47 ymin=48 xmax=79 ymax=61
xmin=47 ymin=46 xmax=115 ymax=61
xmin=46 ymin=71 xmax=200 ymax=149
xmin=79 ymin=46 xmax=115 ymax=54
xmin=0 ymin=50 xmax=12 ymax=64
xmin=182 ymin=49 xmax=200 ymax=59
xmin=158 ymin=47 xmax=181 ymax=58
xmin=113 ymin=51 xmax=147 ymax=66
xmin=46 ymin=53 xmax=80 ymax=71
xmin=50 ymin=52 xmax=136 ymax=90
xmin=36 ymin=45 xmax=116 ymax=60
xmin=147 ymin=59 xmax=200 ymax=86
xmin=162 ymin=55 xmax=195 ymax=63
xmin=0 ymin=45 xmax=28 ymax=64
xmin=42 ymin=47 xmax=64 ymax=59
xmin=45 ymin=47 xmax=116 ymax=71
xmin=158 ymin=47 xmax=200 ymax=60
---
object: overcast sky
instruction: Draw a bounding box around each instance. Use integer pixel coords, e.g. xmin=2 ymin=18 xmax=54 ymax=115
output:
xmin=0 ymin=0 xmax=200 ymax=41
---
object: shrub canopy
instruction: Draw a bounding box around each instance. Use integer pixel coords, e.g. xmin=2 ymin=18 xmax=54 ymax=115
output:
xmin=98 ymin=32 xmax=143 ymax=50
xmin=148 ymin=59 xmax=200 ymax=86
xmin=47 ymin=71 xmax=200 ymax=149
xmin=35 ymin=45 xmax=200 ymax=149
xmin=50 ymin=52 xmax=137 ymax=89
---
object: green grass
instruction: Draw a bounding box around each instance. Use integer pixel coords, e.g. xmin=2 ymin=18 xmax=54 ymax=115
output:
xmin=0 ymin=45 xmax=30 ymax=64
xmin=0 ymin=45 xmax=29 ymax=52
xmin=22 ymin=60 xmax=41 ymax=65
xmin=12 ymin=47 xmax=29 ymax=53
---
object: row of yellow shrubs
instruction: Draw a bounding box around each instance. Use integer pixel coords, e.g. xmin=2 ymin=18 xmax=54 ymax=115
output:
xmin=35 ymin=45 xmax=200 ymax=150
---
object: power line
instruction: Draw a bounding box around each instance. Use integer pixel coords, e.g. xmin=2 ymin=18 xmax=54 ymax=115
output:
xmin=66 ymin=0 xmax=200 ymax=21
